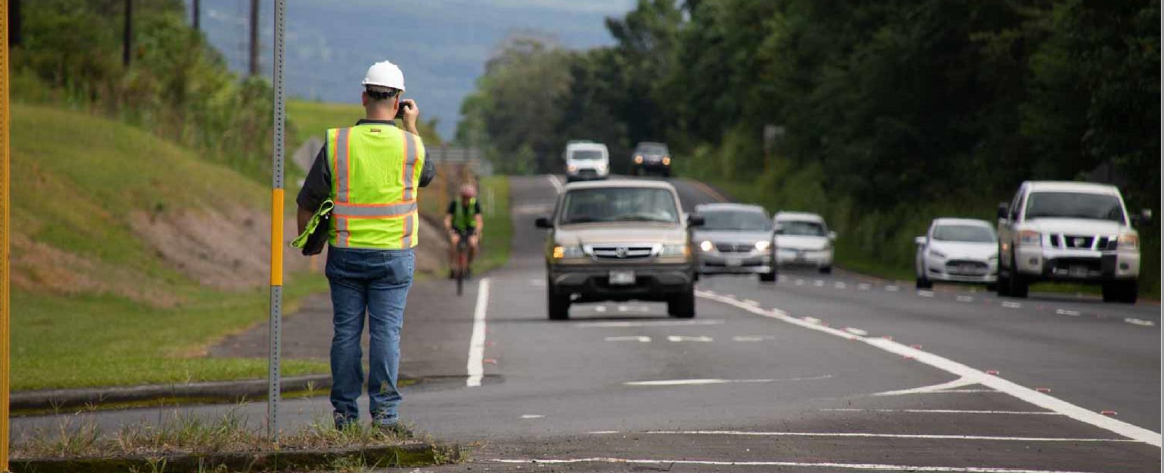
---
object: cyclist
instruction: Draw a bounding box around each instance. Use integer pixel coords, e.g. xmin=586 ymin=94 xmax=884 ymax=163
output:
xmin=445 ymin=183 xmax=483 ymax=278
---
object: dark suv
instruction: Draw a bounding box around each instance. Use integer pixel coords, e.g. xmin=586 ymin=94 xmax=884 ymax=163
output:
xmin=631 ymin=142 xmax=671 ymax=177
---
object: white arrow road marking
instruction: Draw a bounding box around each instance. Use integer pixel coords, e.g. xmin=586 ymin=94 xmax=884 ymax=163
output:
xmin=696 ymin=290 xmax=1163 ymax=447
xmin=666 ymin=335 xmax=713 ymax=342
xmin=484 ymin=458 xmax=1104 ymax=473
xmin=1125 ymin=318 xmax=1155 ymax=327
xmin=625 ymin=375 xmax=832 ymax=387
xmin=605 ymin=336 xmax=651 ymax=343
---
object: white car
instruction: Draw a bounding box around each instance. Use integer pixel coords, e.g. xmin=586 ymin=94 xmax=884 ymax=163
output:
xmin=563 ymin=140 xmax=609 ymax=182
xmin=774 ymin=212 xmax=835 ymax=273
xmin=915 ymin=219 xmax=998 ymax=289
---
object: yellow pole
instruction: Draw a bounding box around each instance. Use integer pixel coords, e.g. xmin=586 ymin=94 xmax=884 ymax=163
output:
xmin=1 ymin=1 xmax=10 ymax=470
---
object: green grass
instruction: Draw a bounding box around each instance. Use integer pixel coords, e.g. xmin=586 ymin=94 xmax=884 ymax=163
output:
xmin=475 ymin=176 xmax=512 ymax=274
xmin=287 ymin=99 xmax=444 ymax=151
xmin=11 ymin=103 xmax=331 ymax=390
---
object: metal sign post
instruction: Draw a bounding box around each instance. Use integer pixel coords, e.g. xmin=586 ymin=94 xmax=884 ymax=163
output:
xmin=267 ymin=0 xmax=287 ymax=443
xmin=0 ymin=3 xmax=9 ymax=470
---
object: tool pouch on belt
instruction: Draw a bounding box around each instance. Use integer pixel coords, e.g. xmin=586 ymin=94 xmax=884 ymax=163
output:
xmin=292 ymin=199 xmax=333 ymax=256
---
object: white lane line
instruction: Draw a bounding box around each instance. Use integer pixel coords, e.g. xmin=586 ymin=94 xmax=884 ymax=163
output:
xmin=625 ymin=375 xmax=832 ymax=387
xmin=742 ymin=299 xmax=760 ymax=306
xmin=802 ymin=316 xmax=822 ymax=324
xmin=874 ymin=377 xmax=977 ymax=396
xmin=546 ymin=174 xmax=564 ymax=193
xmin=795 ymin=279 xmax=805 ymax=286
xmin=844 ymin=327 xmax=869 ymax=336
xmin=466 ymin=278 xmax=492 ymax=387
xmin=1002 ymin=301 xmax=1022 ymax=309
xmin=917 ymin=290 xmax=934 ymax=298
xmin=814 ymin=280 xmax=826 ymax=287
xmin=484 ymin=458 xmax=1100 ymax=473
xmin=885 ymin=285 xmax=900 ymax=292
xmin=633 ymin=430 xmax=1133 ymax=443
xmin=695 ymin=290 xmax=1163 ymax=447
xmin=575 ymin=319 xmax=725 ymax=328
xmin=520 ymin=414 xmax=544 ymax=419
xmin=667 ymin=335 xmax=713 ymax=342
xmin=821 ymin=408 xmax=1062 ymax=415
xmin=732 ymin=335 xmax=775 ymax=342
xmin=594 ymin=305 xmax=607 ymax=313
xmin=956 ymin=295 xmax=973 ymax=303
xmin=1125 ymin=318 xmax=1156 ymax=327
xmin=834 ymin=282 xmax=847 ymax=289
xmin=1055 ymin=309 xmax=1081 ymax=317
xmin=605 ymin=336 xmax=651 ymax=343
xmin=858 ymin=283 xmax=871 ymax=291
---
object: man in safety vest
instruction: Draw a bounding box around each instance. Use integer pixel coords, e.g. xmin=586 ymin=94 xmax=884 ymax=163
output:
xmin=444 ymin=183 xmax=484 ymax=278
xmin=296 ymin=60 xmax=434 ymax=433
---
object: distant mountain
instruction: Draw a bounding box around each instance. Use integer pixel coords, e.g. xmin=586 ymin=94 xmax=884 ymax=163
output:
xmin=193 ymin=0 xmax=632 ymax=139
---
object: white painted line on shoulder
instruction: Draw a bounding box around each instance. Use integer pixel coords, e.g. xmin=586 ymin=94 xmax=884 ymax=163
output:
xmin=625 ymin=375 xmax=832 ymax=387
xmin=956 ymin=295 xmax=973 ymax=302
xmin=484 ymin=457 xmax=1100 ymax=473
xmin=466 ymin=278 xmax=492 ymax=387
xmin=605 ymin=336 xmax=651 ymax=343
xmin=1125 ymin=318 xmax=1156 ymax=327
xmin=732 ymin=335 xmax=775 ymax=342
xmin=637 ymin=430 xmax=1134 ymax=443
xmin=844 ymin=327 xmax=869 ymax=336
xmin=802 ymin=316 xmax=822 ymax=324
xmin=575 ymin=319 xmax=725 ymax=328
xmin=1055 ymin=309 xmax=1081 ymax=317
xmin=820 ymin=408 xmax=1062 ymax=415
xmin=917 ymin=290 xmax=934 ymax=298
xmin=742 ymin=299 xmax=760 ymax=306
xmin=546 ymin=174 xmax=564 ymax=194
xmin=695 ymin=290 xmax=1163 ymax=447
xmin=1002 ymin=301 xmax=1022 ymax=309
xmin=667 ymin=335 xmax=713 ymax=342
xmin=520 ymin=414 xmax=544 ymax=419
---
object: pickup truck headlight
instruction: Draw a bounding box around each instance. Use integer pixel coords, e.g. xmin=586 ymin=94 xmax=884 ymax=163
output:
xmin=661 ymin=244 xmax=690 ymax=258
xmin=566 ymin=165 xmax=578 ymax=172
xmin=1018 ymin=230 xmax=1041 ymax=247
xmin=1117 ymin=233 xmax=1139 ymax=250
xmin=552 ymin=245 xmax=585 ymax=259
xmin=755 ymin=241 xmax=771 ymax=251
xmin=699 ymin=240 xmax=714 ymax=252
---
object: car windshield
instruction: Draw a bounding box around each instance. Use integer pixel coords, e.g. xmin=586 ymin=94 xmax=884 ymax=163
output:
xmin=570 ymin=150 xmax=604 ymax=160
xmin=702 ymin=210 xmax=771 ymax=231
xmin=560 ymin=187 xmax=679 ymax=224
xmin=1025 ymin=192 xmax=1125 ymax=223
xmin=777 ymin=220 xmax=825 ymax=236
xmin=933 ymin=225 xmax=995 ymax=243
xmin=636 ymin=144 xmax=667 ymax=155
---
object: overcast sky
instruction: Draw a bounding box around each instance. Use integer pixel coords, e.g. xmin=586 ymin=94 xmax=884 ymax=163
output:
xmin=193 ymin=0 xmax=636 ymax=139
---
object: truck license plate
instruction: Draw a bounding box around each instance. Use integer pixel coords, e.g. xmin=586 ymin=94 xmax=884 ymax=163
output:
xmin=1069 ymin=266 xmax=1088 ymax=277
xmin=609 ymin=270 xmax=636 ymax=285
xmin=725 ymin=258 xmax=742 ymax=267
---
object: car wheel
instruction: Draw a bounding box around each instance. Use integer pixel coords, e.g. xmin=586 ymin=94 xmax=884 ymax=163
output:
xmin=819 ymin=266 xmax=832 ymax=274
xmin=759 ymin=271 xmax=776 ymax=283
xmin=915 ymin=276 xmax=932 ymax=290
xmin=1103 ymin=281 xmax=1138 ymax=304
xmin=997 ymin=269 xmax=1011 ymax=296
xmin=668 ymin=288 xmax=696 ymax=318
xmin=546 ymin=278 xmax=570 ymax=320
xmin=1007 ymin=258 xmax=1029 ymax=298
xmin=986 ymin=283 xmax=997 ymax=292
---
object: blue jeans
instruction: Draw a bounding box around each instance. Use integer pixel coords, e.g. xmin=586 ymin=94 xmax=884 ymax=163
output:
xmin=325 ymin=246 xmax=415 ymax=427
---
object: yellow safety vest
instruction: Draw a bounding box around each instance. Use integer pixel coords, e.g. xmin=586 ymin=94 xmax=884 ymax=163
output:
xmin=326 ymin=124 xmax=425 ymax=249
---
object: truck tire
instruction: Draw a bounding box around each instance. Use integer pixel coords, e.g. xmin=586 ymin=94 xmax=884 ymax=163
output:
xmin=668 ymin=288 xmax=696 ymax=318
xmin=547 ymin=278 xmax=570 ymax=320
xmin=1103 ymin=281 xmax=1138 ymax=304
xmin=1007 ymin=265 xmax=1029 ymax=298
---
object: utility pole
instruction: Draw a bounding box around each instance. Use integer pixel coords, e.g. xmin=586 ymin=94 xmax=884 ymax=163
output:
xmin=268 ymin=0 xmax=288 ymax=443
xmin=249 ymin=0 xmax=260 ymax=76
xmin=122 ymin=0 xmax=132 ymax=67
xmin=192 ymin=0 xmax=200 ymax=31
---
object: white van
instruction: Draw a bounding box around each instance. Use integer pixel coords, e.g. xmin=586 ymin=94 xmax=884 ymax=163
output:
xmin=564 ymin=141 xmax=610 ymax=182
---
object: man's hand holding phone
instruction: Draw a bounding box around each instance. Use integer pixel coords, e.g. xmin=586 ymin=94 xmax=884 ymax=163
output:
xmin=396 ymin=98 xmax=420 ymax=135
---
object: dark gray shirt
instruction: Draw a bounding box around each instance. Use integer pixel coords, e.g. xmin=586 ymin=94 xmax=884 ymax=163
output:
xmin=296 ymin=119 xmax=436 ymax=211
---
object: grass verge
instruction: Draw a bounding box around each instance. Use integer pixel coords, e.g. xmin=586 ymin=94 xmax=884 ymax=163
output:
xmin=476 ymin=176 xmax=513 ymax=274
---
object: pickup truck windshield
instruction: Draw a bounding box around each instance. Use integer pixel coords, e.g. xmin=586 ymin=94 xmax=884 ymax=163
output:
xmin=561 ymin=188 xmax=679 ymax=224
xmin=569 ymin=150 xmax=604 ymax=160
xmin=934 ymin=225 xmax=995 ymax=243
xmin=777 ymin=221 xmax=825 ymax=236
xmin=1024 ymin=192 xmax=1125 ymax=223
xmin=702 ymin=210 xmax=771 ymax=231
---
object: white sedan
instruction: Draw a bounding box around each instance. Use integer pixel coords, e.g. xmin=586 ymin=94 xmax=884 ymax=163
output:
xmin=774 ymin=212 xmax=836 ymax=273
xmin=915 ymin=218 xmax=998 ymax=289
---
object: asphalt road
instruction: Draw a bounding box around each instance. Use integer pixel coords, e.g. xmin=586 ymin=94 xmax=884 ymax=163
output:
xmin=12 ymin=175 xmax=1160 ymax=472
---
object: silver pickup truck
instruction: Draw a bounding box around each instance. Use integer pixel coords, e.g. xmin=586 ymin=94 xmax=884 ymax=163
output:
xmin=996 ymin=181 xmax=1151 ymax=303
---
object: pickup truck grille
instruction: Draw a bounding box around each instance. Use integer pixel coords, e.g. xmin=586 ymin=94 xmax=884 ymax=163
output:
xmin=590 ymin=245 xmax=655 ymax=259
xmin=1048 ymin=234 xmax=1115 ymax=251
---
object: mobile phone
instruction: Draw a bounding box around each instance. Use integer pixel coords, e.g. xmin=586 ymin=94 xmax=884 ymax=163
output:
xmin=395 ymin=100 xmax=411 ymax=119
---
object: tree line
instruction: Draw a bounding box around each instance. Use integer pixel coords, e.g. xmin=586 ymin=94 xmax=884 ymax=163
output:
xmin=457 ymin=0 xmax=1160 ymax=293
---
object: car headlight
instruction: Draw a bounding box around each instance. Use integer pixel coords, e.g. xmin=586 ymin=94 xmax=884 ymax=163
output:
xmin=661 ymin=244 xmax=689 ymax=258
xmin=928 ymin=249 xmax=946 ymax=259
xmin=1117 ymin=233 xmax=1139 ymax=250
xmin=1018 ymin=230 xmax=1041 ymax=247
xmin=567 ymin=165 xmax=578 ymax=172
xmin=755 ymin=241 xmax=771 ymax=251
xmin=634 ymin=155 xmax=643 ymax=164
xmin=552 ymin=245 xmax=585 ymax=259
xmin=699 ymin=241 xmax=714 ymax=252
xmin=662 ymin=156 xmax=671 ymax=166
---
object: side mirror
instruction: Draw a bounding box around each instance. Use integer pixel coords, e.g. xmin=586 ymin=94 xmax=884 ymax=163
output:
xmin=1135 ymin=208 xmax=1153 ymax=226
xmin=997 ymin=202 xmax=1009 ymax=220
xmin=828 ymin=231 xmax=837 ymax=241
xmin=535 ymin=216 xmax=552 ymax=229
xmin=914 ymin=236 xmax=927 ymax=246
xmin=687 ymin=214 xmax=705 ymax=227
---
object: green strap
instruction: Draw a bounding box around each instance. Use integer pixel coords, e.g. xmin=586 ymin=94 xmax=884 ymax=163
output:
xmin=292 ymin=199 xmax=334 ymax=248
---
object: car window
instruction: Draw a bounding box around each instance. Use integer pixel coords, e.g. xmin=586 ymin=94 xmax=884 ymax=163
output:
xmin=933 ymin=225 xmax=996 ymax=243
xmin=569 ymin=150 xmax=604 ymax=160
xmin=636 ymin=144 xmax=667 ymax=155
xmin=1024 ymin=192 xmax=1126 ymax=223
xmin=776 ymin=220 xmax=825 ymax=236
xmin=701 ymin=210 xmax=772 ymax=231
xmin=560 ymin=188 xmax=679 ymax=224
xmin=1009 ymin=191 xmax=1022 ymax=221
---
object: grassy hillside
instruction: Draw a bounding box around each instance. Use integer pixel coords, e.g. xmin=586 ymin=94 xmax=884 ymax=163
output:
xmin=11 ymin=104 xmax=327 ymax=390
xmin=288 ymin=100 xmax=444 ymax=152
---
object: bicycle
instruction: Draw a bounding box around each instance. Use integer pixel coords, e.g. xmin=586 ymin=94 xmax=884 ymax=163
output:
xmin=453 ymin=229 xmax=472 ymax=296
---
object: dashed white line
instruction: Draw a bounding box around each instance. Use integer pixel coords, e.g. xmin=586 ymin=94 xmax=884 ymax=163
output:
xmin=605 ymin=336 xmax=651 ymax=343
xmin=917 ymin=290 xmax=934 ymax=298
xmin=1001 ymin=301 xmax=1022 ymax=309
xmin=814 ymin=280 xmax=826 ymax=287
xmin=795 ymin=279 xmax=805 ymax=286
xmin=484 ymin=458 xmax=1100 ymax=473
xmin=666 ymin=335 xmax=713 ymax=343
xmin=465 ymin=278 xmax=492 ymax=387
xmin=1125 ymin=318 xmax=1156 ymax=327
xmin=732 ymin=335 xmax=775 ymax=342
xmin=885 ymin=285 xmax=900 ymax=292
xmin=844 ymin=327 xmax=869 ymax=336
xmin=1055 ymin=309 xmax=1081 ymax=317
xmin=956 ymin=295 xmax=974 ymax=303
xmin=575 ymin=320 xmax=725 ymax=328
xmin=858 ymin=283 xmax=871 ymax=291
xmin=631 ymin=430 xmax=1134 ymax=443
xmin=834 ymin=282 xmax=847 ymax=289
xmin=820 ymin=408 xmax=1062 ymax=415
xmin=520 ymin=414 xmax=544 ymax=419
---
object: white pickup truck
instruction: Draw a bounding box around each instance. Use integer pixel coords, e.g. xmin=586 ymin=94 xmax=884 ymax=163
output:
xmin=996 ymin=181 xmax=1151 ymax=303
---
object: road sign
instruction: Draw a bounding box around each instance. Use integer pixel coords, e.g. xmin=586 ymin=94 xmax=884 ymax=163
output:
xmin=268 ymin=0 xmax=287 ymax=443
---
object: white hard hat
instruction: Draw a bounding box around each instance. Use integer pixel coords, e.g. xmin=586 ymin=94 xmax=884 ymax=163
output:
xmin=362 ymin=60 xmax=405 ymax=91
